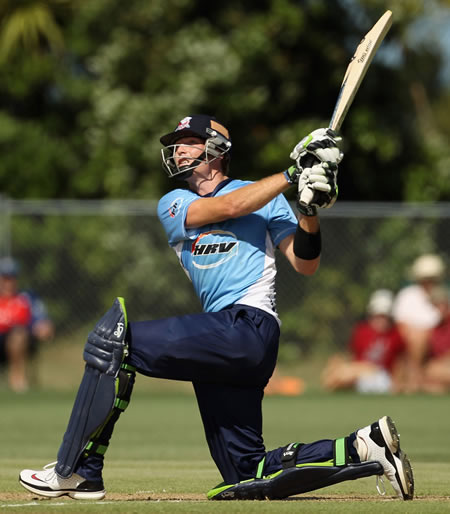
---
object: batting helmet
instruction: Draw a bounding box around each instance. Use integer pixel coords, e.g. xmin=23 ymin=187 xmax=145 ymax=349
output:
xmin=160 ymin=115 xmax=232 ymax=179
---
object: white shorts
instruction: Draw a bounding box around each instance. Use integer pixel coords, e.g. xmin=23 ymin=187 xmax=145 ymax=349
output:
xmin=355 ymin=369 xmax=392 ymax=394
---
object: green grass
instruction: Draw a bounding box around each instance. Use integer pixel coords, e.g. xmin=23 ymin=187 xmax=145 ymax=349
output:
xmin=2 ymin=383 xmax=450 ymax=512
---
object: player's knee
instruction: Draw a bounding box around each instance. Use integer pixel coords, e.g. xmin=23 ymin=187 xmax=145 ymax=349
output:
xmin=83 ymin=298 xmax=128 ymax=375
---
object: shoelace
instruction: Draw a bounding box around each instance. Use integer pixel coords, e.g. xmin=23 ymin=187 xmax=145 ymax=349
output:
xmin=41 ymin=461 xmax=58 ymax=482
xmin=376 ymin=475 xmax=386 ymax=496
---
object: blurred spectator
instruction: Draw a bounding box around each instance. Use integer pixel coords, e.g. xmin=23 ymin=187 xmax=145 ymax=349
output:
xmin=422 ymin=286 xmax=450 ymax=393
xmin=0 ymin=257 xmax=32 ymax=392
xmin=321 ymin=289 xmax=405 ymax=393
xmin=21 ymin=290 xmax=54 ymax=348
xmin=20 ymin=289 xmax=55 ymax=388
xmin=392 ymin=254 xmax=446 ymax=392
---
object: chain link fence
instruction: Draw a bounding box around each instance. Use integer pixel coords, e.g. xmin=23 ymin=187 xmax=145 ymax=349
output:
xmin=1 ymin=197 xmax=449 ymax=356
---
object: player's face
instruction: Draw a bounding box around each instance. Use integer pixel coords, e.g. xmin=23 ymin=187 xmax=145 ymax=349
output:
xmin=174 ymin=137 xmax=206 ymax=169
xmin=0 ymin=275 xmax=18 ymax=296
xmin=369 ymin=313 xmax=391 ymax=333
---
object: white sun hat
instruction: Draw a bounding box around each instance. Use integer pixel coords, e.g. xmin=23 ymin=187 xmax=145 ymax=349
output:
xmin=367 ymin=289 xmax=394 ymax=316
xmin=410 ymin=254 xmax=445 ymax=281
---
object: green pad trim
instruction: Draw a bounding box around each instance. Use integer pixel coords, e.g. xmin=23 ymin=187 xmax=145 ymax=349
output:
xmin=256 ymin=457 xmax=266 ymax=479
xmin=114 ymin=398 xmax=129 ymax=410
xmin=121 ymin=363 xmax=136 ymax=372
xmin=117 ymin=297 xmax=128 ymax=328
xmin=207 ymin=479 xmax=254 ymax=500
xmin=85 ymin=441 xmax=108 ymax=456
xmin=296 ymin=459 xmax=334 ymax=469
xmin=334 ymin=437 xmax=348 ymax=466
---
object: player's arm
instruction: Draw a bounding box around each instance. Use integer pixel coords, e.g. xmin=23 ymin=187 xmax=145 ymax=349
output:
xmin=185 ymin=172 xmax=290 ymax=228
xmin=186 ymin=127 xmax=342 ymax=230
xmin=278 ymin=128 xmax=343 ymax=275
xmin=278 ymin=215 xmax=321 ymax=276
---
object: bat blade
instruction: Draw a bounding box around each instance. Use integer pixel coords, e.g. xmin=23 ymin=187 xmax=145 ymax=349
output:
xmin=298 ymin=11 xmax=392 ymax=208
xmin=329 ymin=10 xmax=393 ymax=132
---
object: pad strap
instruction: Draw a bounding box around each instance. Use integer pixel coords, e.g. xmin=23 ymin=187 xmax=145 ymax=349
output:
xmin=255 ymin=457 xmax=266 ymax=479
xmin=333 ymin=437 xmax=349 ymax=466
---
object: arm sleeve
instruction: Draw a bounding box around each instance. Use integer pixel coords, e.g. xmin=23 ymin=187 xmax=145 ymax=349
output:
xmin=267 ymin=194 xmax=298 ymax=247
xmin=157 ymin=189 xmax=201 ymax=245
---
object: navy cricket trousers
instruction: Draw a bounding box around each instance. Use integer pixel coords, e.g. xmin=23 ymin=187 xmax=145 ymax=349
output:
xmin=77 ymin=305 xmax=359 ymax=484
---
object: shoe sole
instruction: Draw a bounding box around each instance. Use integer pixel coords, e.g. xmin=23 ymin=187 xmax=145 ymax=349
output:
xmin=377 ymin=416 xmax=414 ymax=500
xmin=19 ymin=479 xmax=106 ymax=500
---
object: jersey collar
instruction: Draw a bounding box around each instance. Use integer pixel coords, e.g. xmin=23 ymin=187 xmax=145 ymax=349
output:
xmin=201 ymin=178 xmax=234 ymax=197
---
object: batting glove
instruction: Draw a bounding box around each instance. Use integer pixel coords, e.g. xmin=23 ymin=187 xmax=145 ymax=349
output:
xmin=290 ymin=128 xmax=344 ymax=170
xmin=297 ymin=162 xmax=338 ymax=216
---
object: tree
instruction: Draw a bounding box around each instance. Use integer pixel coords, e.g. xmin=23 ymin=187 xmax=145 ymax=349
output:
xmin=0 ymin=0 xmax=448 ymax=201
xmin=0 ymin=0 xmax=67 ymax=60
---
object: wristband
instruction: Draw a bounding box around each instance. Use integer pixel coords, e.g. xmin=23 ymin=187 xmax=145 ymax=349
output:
xmin=283 ymin=170 xmax=293 ymax=184
xmin=293 ymin=225 xmax=321 ymax=260
xmin=283 ymin=166 xmax=298 ymax=186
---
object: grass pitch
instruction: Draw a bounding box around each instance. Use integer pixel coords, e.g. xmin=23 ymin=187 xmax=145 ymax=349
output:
xmin=1 ymin=380 xmax=450 ymax=512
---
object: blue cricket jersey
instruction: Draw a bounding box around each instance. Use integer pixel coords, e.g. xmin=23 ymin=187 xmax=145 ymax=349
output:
xmin=157 ymin=178 xmax=298 ymax=323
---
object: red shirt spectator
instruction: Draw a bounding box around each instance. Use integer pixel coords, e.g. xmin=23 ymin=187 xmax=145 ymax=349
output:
xmin=428 ymin=286 xmax=450 ymax=359
xmin=0 ymin=294 xmax=31 ymax=334
xmin=350 ymin=321 xmax=405 ymax=372
xmin=0 ymin=256 xmax=33 ymax=393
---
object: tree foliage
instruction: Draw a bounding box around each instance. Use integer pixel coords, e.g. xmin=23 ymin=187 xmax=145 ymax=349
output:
xmin=0 ymin=0 xmax=449 ymax=202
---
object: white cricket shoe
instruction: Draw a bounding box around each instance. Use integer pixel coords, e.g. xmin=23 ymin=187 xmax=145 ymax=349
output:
xmin=355 ymin=416 xmax=414 ymax=500
xmin=19 ymin=462 xmax=105 ymax=500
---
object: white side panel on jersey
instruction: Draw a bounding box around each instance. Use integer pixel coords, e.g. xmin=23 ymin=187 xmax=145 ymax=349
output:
xmin=173 ymin=241 xmax=192 ymax=282
xmin=236 ymin=231 xmax=280 ymax=325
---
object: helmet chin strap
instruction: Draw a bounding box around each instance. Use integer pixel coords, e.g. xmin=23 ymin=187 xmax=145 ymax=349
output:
xmin=176 ymin=151 xmax=220 ymax=180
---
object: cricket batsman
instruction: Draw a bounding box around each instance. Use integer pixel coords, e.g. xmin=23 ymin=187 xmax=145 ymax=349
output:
xmin=19 ymin=115 xmax=414 ymax=501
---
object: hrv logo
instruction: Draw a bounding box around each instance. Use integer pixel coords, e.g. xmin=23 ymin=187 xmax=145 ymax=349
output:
xmin=191 ymin=230 xmax=239 ymax=269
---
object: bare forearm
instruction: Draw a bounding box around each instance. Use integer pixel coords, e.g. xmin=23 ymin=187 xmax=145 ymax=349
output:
xmin=298 ymin=214 xmax=320 ymax=234
xmin=279 ymin=214 xmax=321 ymax=276
xmin=186 ymin=172 xmax=290 ymax=227
xmin=225 ymin=172 xmax=291 ymax=218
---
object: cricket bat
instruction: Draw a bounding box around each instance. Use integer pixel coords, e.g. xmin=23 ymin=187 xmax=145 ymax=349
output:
xmin=329 ymin=10 xmax=393 ymax=132
xmin=299 ymin=10 xmax=393 ymax=207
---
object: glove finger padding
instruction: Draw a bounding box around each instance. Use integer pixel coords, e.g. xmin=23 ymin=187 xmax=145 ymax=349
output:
xmin=290 ymin=127 xmax=343 ymax=171
xmin=308 ymin=163 xmax=337 ymax=193
xmin=311 ymin=146 xmax=343 ymax=164
xmin=297 ymin=162 xmax=338 ymax=215
xmin=299 ymin=187 xmax=337 ymax=211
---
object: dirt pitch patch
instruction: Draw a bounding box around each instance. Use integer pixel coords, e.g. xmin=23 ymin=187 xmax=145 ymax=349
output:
xmin=2 ymin=492 xmax=450 ymax=503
